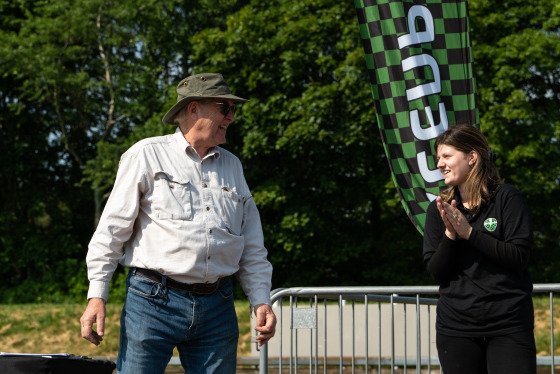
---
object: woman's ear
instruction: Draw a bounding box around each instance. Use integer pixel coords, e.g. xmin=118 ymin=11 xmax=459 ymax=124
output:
xmin=468 ymin=150 xmax=478 ymax=167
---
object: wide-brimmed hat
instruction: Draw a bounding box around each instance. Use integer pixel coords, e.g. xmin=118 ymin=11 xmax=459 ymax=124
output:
xmin=162 ymin=73 xmax=249 ymax=125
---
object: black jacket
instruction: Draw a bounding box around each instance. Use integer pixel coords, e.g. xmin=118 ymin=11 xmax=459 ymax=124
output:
xmin=423 ymin=184 xmax=534 ymax=337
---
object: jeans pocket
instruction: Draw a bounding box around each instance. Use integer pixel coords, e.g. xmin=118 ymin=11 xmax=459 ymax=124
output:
xmin=128 ymin=274 xmax=165 ymax=299
xmin=217 ymin=280 xmax=234 ymax=300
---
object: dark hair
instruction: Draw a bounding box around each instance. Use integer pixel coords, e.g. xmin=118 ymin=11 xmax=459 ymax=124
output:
xmin=434 ymin=125 xmax=501 ymax=209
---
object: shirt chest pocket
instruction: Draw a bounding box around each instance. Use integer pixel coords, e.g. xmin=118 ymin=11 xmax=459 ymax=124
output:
xmin=153 ymin=172 xmax=193 ymax=220
xmin=221 ymin=187 xmax=244 ymax=236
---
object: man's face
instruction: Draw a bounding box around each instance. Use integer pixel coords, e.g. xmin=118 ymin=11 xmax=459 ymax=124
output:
xmin=190 ymin=100 xmax=235 ymax=150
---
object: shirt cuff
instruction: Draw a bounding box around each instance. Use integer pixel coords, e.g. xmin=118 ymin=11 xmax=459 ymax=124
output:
xmin=248 ymin=288 xmax=272 ymax=309
xmin=87 ymin=280 xmax=110 ymax=302
xmin=441 ymin=233 xmax=457 ymax=248
xmin=467 ymin=227 xmax=478 ymax=244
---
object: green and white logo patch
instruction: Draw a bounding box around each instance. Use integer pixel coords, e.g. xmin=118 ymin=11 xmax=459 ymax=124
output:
xmin=484 ymin=218 xmax=497 ymax=232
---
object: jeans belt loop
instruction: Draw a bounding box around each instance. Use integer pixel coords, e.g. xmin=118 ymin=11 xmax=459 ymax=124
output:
xmin=161 ymin=274 xmax=168 ymax=297
xmin=214 ymin=279 xmax=222 ymax=292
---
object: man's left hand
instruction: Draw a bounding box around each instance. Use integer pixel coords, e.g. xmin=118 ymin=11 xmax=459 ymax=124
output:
xmin=254 ymin=304 xmax=277 ymax=346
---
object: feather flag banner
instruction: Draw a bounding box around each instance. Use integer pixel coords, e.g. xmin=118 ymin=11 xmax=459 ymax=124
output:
xmin=354 ymin=0 xmax=479 ymax=234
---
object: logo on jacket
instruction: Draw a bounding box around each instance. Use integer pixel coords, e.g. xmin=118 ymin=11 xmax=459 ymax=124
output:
xmin=484 ymin=218 xmax=497 ymax=232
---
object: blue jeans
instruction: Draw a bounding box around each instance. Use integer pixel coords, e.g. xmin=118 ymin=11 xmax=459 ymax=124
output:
xmin=117 ymin=269 xmax=239 ymax=374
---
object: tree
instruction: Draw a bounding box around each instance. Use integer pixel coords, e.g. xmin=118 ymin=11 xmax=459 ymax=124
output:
xmin=186 ymin=0 xmax=428 ymax=288
xmin=0 ymin=0 xmax=93 ymax=302
xmin=1 ymin=0 xmax=558 ymax=302
xmin=0 ymin=0 xmax=249 ymax=301
xmin=177 ymin=0 xmax=560 ymax=286
xmin=469 ymin=0 xmax=560 ymax=282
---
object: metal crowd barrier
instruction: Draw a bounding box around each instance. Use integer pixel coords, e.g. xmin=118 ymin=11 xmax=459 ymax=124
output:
xmin=256 ymin=284 xmax=560 ymax=374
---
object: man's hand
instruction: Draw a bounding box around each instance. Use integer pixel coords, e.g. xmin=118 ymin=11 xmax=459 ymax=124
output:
xmin=254 ymin=304 xmax=276 ymax=346
xmin=80 ymin=297 xmax=106 ymax=345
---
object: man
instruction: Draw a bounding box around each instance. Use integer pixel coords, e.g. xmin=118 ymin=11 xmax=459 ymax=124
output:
xmin=80 ymin=73 xmax=276 ymax=374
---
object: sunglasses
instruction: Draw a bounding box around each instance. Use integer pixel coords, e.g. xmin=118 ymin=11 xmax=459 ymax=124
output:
xmin=208 ymin=101 xmax=236 ymax=116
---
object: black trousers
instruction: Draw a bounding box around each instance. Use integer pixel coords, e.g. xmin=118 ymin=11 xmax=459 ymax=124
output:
xmin=436 ymin=330 xmax=536 ymax=374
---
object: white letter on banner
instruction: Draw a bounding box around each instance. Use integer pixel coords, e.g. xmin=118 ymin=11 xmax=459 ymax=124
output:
xmin=417 ymin=151 xmax=444 ymax=183
xmin=426 ymin=192 xmax=438 ymax=202
xmin=397 ymin=5 xmax=435 ymax=49
xmin=402 ymin=54 xmax=441 ymax=101
xmin=410 ymin=102 xmax=449 ymax=140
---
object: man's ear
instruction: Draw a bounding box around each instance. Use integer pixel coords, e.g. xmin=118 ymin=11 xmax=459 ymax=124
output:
xmin=188 ymin=101 xmax=198 ymax=117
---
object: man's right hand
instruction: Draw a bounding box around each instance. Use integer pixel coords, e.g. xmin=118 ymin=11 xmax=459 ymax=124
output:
xmin=80 ymin=297 xmax=106 ymax=345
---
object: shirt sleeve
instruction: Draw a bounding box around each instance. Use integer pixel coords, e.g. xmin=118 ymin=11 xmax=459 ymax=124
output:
xmin=423 ymin=200 xmax=460 ymax=284
xmin=235 ymin=196 xmax=273 ymax=308
xmin=86 ymin=151 xmax=146 ymax=302
xmin=467 ymin=186 xmax=533 ymax=273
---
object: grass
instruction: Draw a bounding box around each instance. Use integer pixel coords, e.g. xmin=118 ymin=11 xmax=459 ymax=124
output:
xmin=0 ymin=301 xmax=253 ymax=358
xmin=533 ymin=295 xmax=560 ymax=356
xmin=2 ymin=297 xmax=559 ymax=359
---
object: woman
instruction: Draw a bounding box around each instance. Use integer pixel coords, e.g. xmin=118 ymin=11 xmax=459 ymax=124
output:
xmin=423 ymin=125 xmax=536 ymax=374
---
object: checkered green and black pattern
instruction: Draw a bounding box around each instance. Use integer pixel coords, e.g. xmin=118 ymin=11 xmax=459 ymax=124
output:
xmin=354 ymin=0 xmax=479 ymax=235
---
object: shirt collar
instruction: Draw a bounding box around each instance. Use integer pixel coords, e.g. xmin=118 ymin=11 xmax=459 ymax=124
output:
xmin=173 ymin=127 xmax=221 ymax=159
xmin=454 ymin=190 xmax=480 ymax=220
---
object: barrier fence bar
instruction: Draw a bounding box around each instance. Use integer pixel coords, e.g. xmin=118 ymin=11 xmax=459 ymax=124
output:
xmin=390 ymin=293 xmax=395 ymax=374
xmin=323 ymin=299 xmax=327 ymax=374
xmin=378 ymin=300 xmax=381 ymax=374
xmin=258 ymin=284 xmax=560 ymax=374
xmin=364 ymin=294 xmax=368 ymax=374
xmin=552 ymin=291 xmax=555 ymax=374
xmin=339 ymin=294 xmax=343 ymax=374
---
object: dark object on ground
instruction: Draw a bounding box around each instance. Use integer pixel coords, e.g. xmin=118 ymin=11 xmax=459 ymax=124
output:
xmin=0 ymin=354 xmax=116 ymax=374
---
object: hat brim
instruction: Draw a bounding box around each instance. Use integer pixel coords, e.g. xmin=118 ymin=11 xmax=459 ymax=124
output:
xmin=162 ymin=94 xmax=249 ymax=125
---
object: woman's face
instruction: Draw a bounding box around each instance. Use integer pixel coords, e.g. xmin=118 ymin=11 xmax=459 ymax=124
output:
xmin=436 ymin=144 xmax=475 ymax=187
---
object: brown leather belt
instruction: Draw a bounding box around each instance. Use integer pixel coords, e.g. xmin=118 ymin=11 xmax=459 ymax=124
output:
xmin=134 ymin=268 xmax=230 ymax=295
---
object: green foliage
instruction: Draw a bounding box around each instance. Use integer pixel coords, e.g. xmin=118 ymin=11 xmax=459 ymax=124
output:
xmin=187 ymin=0 xmax=427 ymax=288
xmin=0 ymin=0 xmax=558 ymax=303
xmin=470 ymin=0 xmax=560 ymax=282
xmin=0 ymin=0 xmax=218 ymax=302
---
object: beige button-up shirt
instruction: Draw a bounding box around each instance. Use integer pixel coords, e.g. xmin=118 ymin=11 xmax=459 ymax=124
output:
xmin=86 ymin=128 xmax=272 ymax=307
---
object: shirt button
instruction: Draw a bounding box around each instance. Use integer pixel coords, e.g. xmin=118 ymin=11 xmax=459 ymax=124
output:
xmin=206 ymin=206 xmax=210 ymax=211
xmin=207 ymin=256 xmax=211 ymax=260
xmin=203 ymin=183 xmax=207 ymax=188
xmin=209 ymin=229 xmax=212 ymax=234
